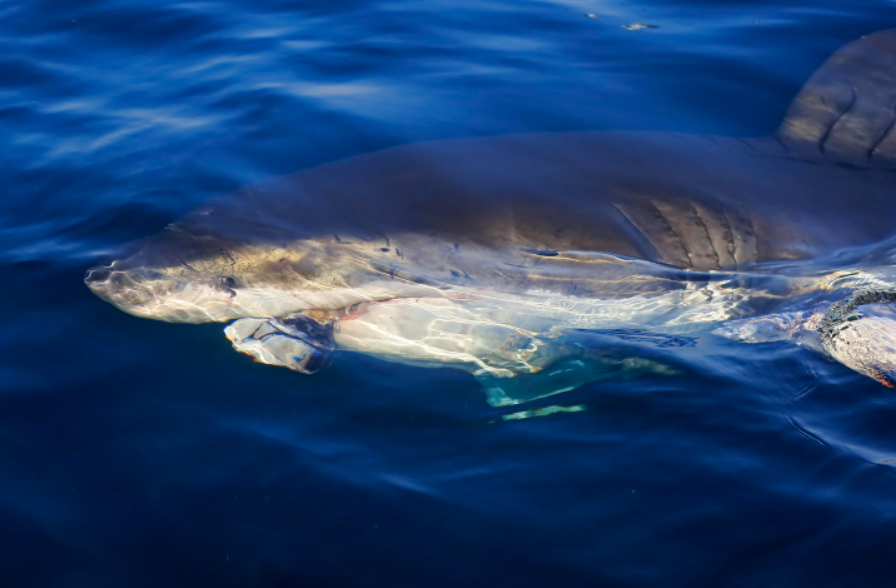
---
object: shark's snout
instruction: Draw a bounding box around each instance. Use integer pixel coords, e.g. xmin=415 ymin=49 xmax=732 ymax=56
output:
xmin=84 ymin=259 xmax=282 ymax=323
xmin=85 ymin=265 xmax=161 ymax=311
xmin=84 ymin=266 xmax=110 ymax=285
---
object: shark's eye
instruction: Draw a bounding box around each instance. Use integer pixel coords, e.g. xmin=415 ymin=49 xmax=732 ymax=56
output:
xmin=220 ymin=277 xmax=238 ymax=289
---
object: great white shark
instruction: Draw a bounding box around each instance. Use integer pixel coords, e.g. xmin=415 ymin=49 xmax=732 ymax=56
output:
xmin=87 ymin=30 xmax=896 ymax=405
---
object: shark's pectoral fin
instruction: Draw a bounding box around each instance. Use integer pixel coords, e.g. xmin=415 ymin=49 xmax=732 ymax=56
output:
xmin=778 ymin=29 xmax=896 ymax=167
xmin=225 ymin=313 xmax=335 ymax=374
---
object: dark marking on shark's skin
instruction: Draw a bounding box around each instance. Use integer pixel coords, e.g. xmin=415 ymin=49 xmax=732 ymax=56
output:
xmin=611 ymin=203 xmax=665 ymax=264
xmin=724 ymin=211 xmax=749 ymax=268
xmin=773 ymin=134 xmax=793 ymax=156
xmin=737 ymin=137 xmax=756 ymax=151
xmin=686 ymin=202 xmax=721 ymax=268
xmin=691 ymin=202 xmax=736 ymax=268
xmin=868 ymin=100 xmax=896 ymax=161
xmin=652 ymin=199 xmax=721 ymax=270
xmin=218 ymin=248 xmax=236 ymax=265
xmin=819 ymin=84 xmax=858 ymax=155
xmin=614 ymin=199 xmax=691 ymax=269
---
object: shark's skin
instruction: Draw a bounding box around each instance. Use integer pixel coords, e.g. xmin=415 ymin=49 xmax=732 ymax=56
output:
xmin=86 ymin=30 xmax=896 ymax=400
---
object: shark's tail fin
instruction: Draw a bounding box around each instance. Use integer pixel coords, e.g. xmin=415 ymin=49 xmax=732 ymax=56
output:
xmin=777 ymin=29 xmax=896 ymax=168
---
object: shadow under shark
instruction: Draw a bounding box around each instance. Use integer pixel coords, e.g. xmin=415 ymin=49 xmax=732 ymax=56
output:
xmin=87 ymin=30 xmax=896 ymax=405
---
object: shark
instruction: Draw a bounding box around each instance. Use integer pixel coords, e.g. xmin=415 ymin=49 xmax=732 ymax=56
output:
xmin=86 ymin=30 xmax=896 ymax=405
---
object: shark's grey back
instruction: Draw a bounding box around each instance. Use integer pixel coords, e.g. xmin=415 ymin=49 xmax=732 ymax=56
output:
xmin=215 ymin=130 xmax=896 ymax=272
xmin=198 ymin=29 xmax=896 ymax=273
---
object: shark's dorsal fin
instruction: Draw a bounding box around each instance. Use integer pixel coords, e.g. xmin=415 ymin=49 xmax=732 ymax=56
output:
xmin=777 ymin=29 xmax=896 ymax=167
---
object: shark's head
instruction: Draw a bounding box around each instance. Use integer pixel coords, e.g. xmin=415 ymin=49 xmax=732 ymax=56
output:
xmin=85 ymin=260 xmax=248 ymax=323
xmin=84 ymin=227 xmax=279 ymax=323
xmin=85 ymin=217 xmax=444 ymax=323
xmin=85 ymin=223 xmax=386 ymax=323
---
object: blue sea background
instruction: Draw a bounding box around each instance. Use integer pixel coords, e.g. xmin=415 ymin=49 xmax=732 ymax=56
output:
xmin=3 ymin=0 xmax=896 ymax=586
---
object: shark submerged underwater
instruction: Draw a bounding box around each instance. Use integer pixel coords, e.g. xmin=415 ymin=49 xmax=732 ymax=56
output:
xmin=87 ymin=30 xmax=896 ymax=406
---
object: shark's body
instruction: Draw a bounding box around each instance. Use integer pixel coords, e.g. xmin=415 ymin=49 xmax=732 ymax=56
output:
xmin=86 ymin=30 xmax=896 ymax=403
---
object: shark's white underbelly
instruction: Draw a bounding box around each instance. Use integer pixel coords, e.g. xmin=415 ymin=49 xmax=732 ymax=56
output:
xmin=331 ymin=282 xmax=757 ymax=374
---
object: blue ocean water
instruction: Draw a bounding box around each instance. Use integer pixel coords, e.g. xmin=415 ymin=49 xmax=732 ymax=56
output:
xmin=3 ymin=0 xmax=896 ymax=586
